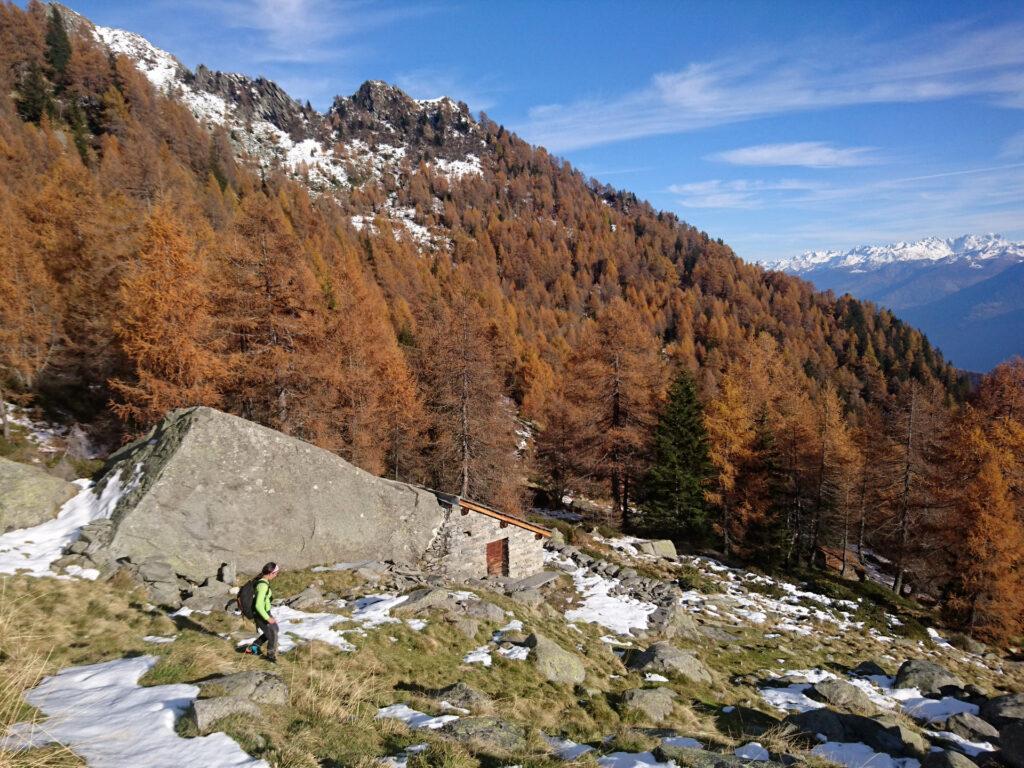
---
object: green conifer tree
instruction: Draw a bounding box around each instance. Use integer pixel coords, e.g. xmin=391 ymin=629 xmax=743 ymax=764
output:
xmin=16 ymin=62 xmax=51 ymax=123
xmin=45 ymin=7 xmax=72 ymax=85
xmin=639 ymin=372 xmax=714 ymax=540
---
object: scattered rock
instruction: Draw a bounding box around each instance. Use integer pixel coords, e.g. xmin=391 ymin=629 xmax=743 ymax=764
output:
xmin=1001 ymin=721 xmax=1024 ymax=768
xmin=461 ymin=599 xmax=505 ymax=623
xmin=284 ymin=584 xmax=325 ymax=611
xmin=715 ymin=705 xmax=780 ymax=738
xmin=637 ymin=540 xmax=677 ymax=558
xmin=198 ymin=671 xmax=289 ymax=705
xmin=942 ymin=712 xmax=999 ymax=743
xmin=784 ymin=709 xmax=913 ymax=756
xmin=0 ymin=457 xmax=79 ymax=532
xmin=894 ymin=660 xmax=964 ymax=697
xmin=980 ymin=692 xmax=1024 ymax=727
xmin=850 ymin=660 xmax=888 ymax=677
xmin=505 ymin=571 xmax=559 ymax=592
xmin=217 ymin=561 xmax=236 ymax=585
xmin=392 ymin=588 xmax=450 ymax=616
xmin=627 ymin=642 xmax=712 ymax=685
xmin=526 ymin=632 xmax=586 ymax=685
xmin=806 ymin=678 xmax=877 ymax=714
xmin=698 ymin=626 xmax=740 ymax=643
xmin=432 ymin=682 xmax=492 ymax=711
xmin=442 ymin=717 xmax=534 ymax=755
xmin=189 ymin=697 xmax=261 ymax=734
xmin=451 ymin=617 xmax=480 ymax=639
xmin=656 ymin=604 xmax=702 ymax=642
xmin=621 ymin=687 xmax=678 ymax=723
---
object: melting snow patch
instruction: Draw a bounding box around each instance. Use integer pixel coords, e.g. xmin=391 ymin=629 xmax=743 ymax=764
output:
xmin=735 ymin=742 xmax=770 ymax=760
xmin=564 ymin=567 xmax=657 ymax=636
xmin=662 ymin=736 xmax=702 ymax=749
xmin=3 ymin=656 xmax=267 ymax=768
xmin=376 ymin=704 xmax=459 ymax=730
xmin=497 ymin=645 xmax=530 ymax=661
xmin=645 ymin=673 xmax=669 ymax=683
xmin=0 ymin=469 xmax=134 ymax=578
xmin=811 ymin=741 xmax=920 ymax=768
xmin=546 ymin=736 xmax=595 ymax=760
xmin=923 ymin=730 xmax=996 ymax=756
xmin=597 ymin=751 xmax=671 ymax=768
xmin=463 ymin=646 xmax=493 ymax=666
xmin=143 ymin=635 xmax=177 ymax=644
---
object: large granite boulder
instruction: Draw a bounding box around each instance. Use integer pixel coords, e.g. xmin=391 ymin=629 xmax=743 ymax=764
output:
xmin=981 ymin=692 xmax=1024 ymax=727
xmin=807 ymin=678 xmax=877 ymax=714
xmin=621 ymin=687 xmax=678 ymax=722
xmin=95 ymin=407 xmax=449 ymax=581
xmin=894 ymin=660 xmax=963 ymax=696
xmin=1001 ymin=721 xmax=1024 ymax=768
xmin=627 ymin=642 xmax=713 ymax=685
xmin=0 ymin=457 xmax=79 ymax=532
xmin=526 ymin=632 xmax=586 ymax=685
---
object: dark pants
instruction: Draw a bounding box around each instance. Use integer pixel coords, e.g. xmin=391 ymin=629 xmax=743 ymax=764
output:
xmin=254 ymin=616 xmax=279 ymax=658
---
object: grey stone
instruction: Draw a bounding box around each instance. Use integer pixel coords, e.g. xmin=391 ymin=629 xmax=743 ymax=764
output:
xmin=894 ymin=660 xmax=964 ymax=697
xmin=442 ymin=717 xmax=534 ymax=755
xmin=137 ymin=558 xmax=177 ymax=584
xmin=627 ymin=642 xmax=713 ymax=685
xmin=392 ymin=588 xmax=450 ymax=616
xmin=621 ymin=687 xmax=678 ymax=723
xmin=432 ymin=682 xmax=492 ymax=711
xmin=506 ymin=571 xmax=559 ymax=592
xmin=284 ymin=584 xmax=325 ymax=611
xmin=850 ymin=660 xmax=888 ymax=677
xmin=461 ymin=599 xmax=506 ymax=623
xmin=637 ymin=540 xmax=677 ymax=558
xmin=189 ymin=697 xmax=261 ymax=734
xmin=526 ymin=632 xmax=586 ymax=685
xmin=0 ymin=457 xmax=79 ymax=532
xmin=197 ymin=671 xmax=289 ymax=705
xmin=699 ymin=626 xmax=740 ymax=643
xmin=981 ymin=692 xmax=1024 ymax=726
xmin=1001 ymin=721 xmax=1024 ymax=768
xmin=807 ymin=679 xmax=878 ymax=714
xmin=659 ymin=604 xmax=702 ymax=642
xmin=922 ymin=752 xmax=979 ymax=768
xmin=784 ymin=709 xmax=919 ymax=756
xmin=146 ymin=580 xmax=182 ymax=608
xmin=942 ymin=712 xmax=999 ymax=743
xmin=97 ymin=407 xmax=452 ymax=581
xmin=715 ymin=705 xmax=780 ymax=738
xmin=451 ymin=617 xmax=480 ymax=639
xmin=549 ymin=528 xmax=565 ymax=546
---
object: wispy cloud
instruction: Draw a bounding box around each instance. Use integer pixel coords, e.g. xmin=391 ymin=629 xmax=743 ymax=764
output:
xmin=668 ymin=179 xmax=822 ymax=209
xmin=1002 ymin=130 xmax=1024 ymax=159
xmin=518 ymin=21 xmax=1024 ymax=151
xmin=709 ymin=142 xmax=879 ymax=168
xmin=198 ymin=0 xmax=438 ymax=65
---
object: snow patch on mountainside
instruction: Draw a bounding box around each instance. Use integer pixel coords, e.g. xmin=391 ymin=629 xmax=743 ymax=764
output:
xmin=774 ymin=234 xmax=1024 ymax=274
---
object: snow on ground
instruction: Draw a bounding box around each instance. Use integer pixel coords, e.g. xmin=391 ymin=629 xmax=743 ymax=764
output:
xmin=546 ymin=736 xmax=595 ymax=760
xmin=0 ymin=468 xmax=135 ymax=578
xmin=143 ymin=635 xmax=177 ymax=644
xmin=237 ymin=592 xmax=416 ymax=654
xmin=811 ymin=741 xmax=920 ymax=768
xmin=2 ymin=401 xmax=69 ymax=453
xmin=463 ymin=646 xmax=492 ymax=666
xmin=923 ymin=729 xmax=997 ymax=757
xmin=3 ymin=656 xmax=267 ymax=768
xmin=734 ymin=742 xmax=770 ymax=760
xmin=376 ymin=704 xmax=459 ymax=730
xmin=597 ymin=751 xmax=671 ymax=768
xmin=381 ymin=743 xmax=429 ymax=768
xmin=559 ymin=561 xmax=657 ymax=636
xmin=662 ymin=736 xmax=703 ymax=749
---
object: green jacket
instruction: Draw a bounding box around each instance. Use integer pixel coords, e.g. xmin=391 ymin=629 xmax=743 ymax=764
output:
xmin=254 ymin=579 xmax=273 ymax=621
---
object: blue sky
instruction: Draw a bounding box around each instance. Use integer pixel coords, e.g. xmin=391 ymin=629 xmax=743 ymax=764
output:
xmin=63 ymin=0 xmax=1024 ymax=263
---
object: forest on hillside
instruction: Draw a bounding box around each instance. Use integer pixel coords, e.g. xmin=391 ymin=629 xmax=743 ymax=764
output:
xmin=1 ymin=2 xmax=1022 ymax=642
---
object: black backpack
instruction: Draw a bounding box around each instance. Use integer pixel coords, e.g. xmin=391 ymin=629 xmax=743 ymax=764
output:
xmin=236 ymin=577 xmax=261 ymax=619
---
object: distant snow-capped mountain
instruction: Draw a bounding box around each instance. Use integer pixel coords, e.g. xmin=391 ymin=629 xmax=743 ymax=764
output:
xmin=772 ymin=234 xmax=1024 ymax=372
xmin=774 ymin=234 xmax=1024 ymax=273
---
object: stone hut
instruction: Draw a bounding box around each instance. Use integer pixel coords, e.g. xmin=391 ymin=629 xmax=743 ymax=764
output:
xmin=426 ymin=492 xmax=549 ymax=580
xmin=85 ymin=407 xmax=548 ymax=582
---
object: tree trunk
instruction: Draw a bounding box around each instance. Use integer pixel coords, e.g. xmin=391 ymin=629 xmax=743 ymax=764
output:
xmin=460 ymin=367 xmax=470 ymax=498
xmin=0 ymin=384 xmax=9 ymax=442
xmin=893 ymin=386 xmax=916 ymax=595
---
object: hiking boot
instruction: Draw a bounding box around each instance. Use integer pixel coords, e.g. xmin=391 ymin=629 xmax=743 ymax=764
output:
xmin=265 ymin=655 xmax=278 ymax=664
xmin=242 ymin=644 xmax=262 ymax=656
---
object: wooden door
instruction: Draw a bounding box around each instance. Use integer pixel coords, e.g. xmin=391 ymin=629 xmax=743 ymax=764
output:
xmin=486 ymin=538 xmax=509 ymax=577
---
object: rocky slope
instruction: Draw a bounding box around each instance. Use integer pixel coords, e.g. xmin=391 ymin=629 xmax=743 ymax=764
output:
xmin=774 ymin=234 xmax=1024 ymax=371
xmin=1 ymin=405 xmax=1022 ymax=768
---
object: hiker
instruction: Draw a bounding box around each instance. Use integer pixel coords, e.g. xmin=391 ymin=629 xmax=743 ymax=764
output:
xmin=241 ymin=562 xmax=281 ymax=662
